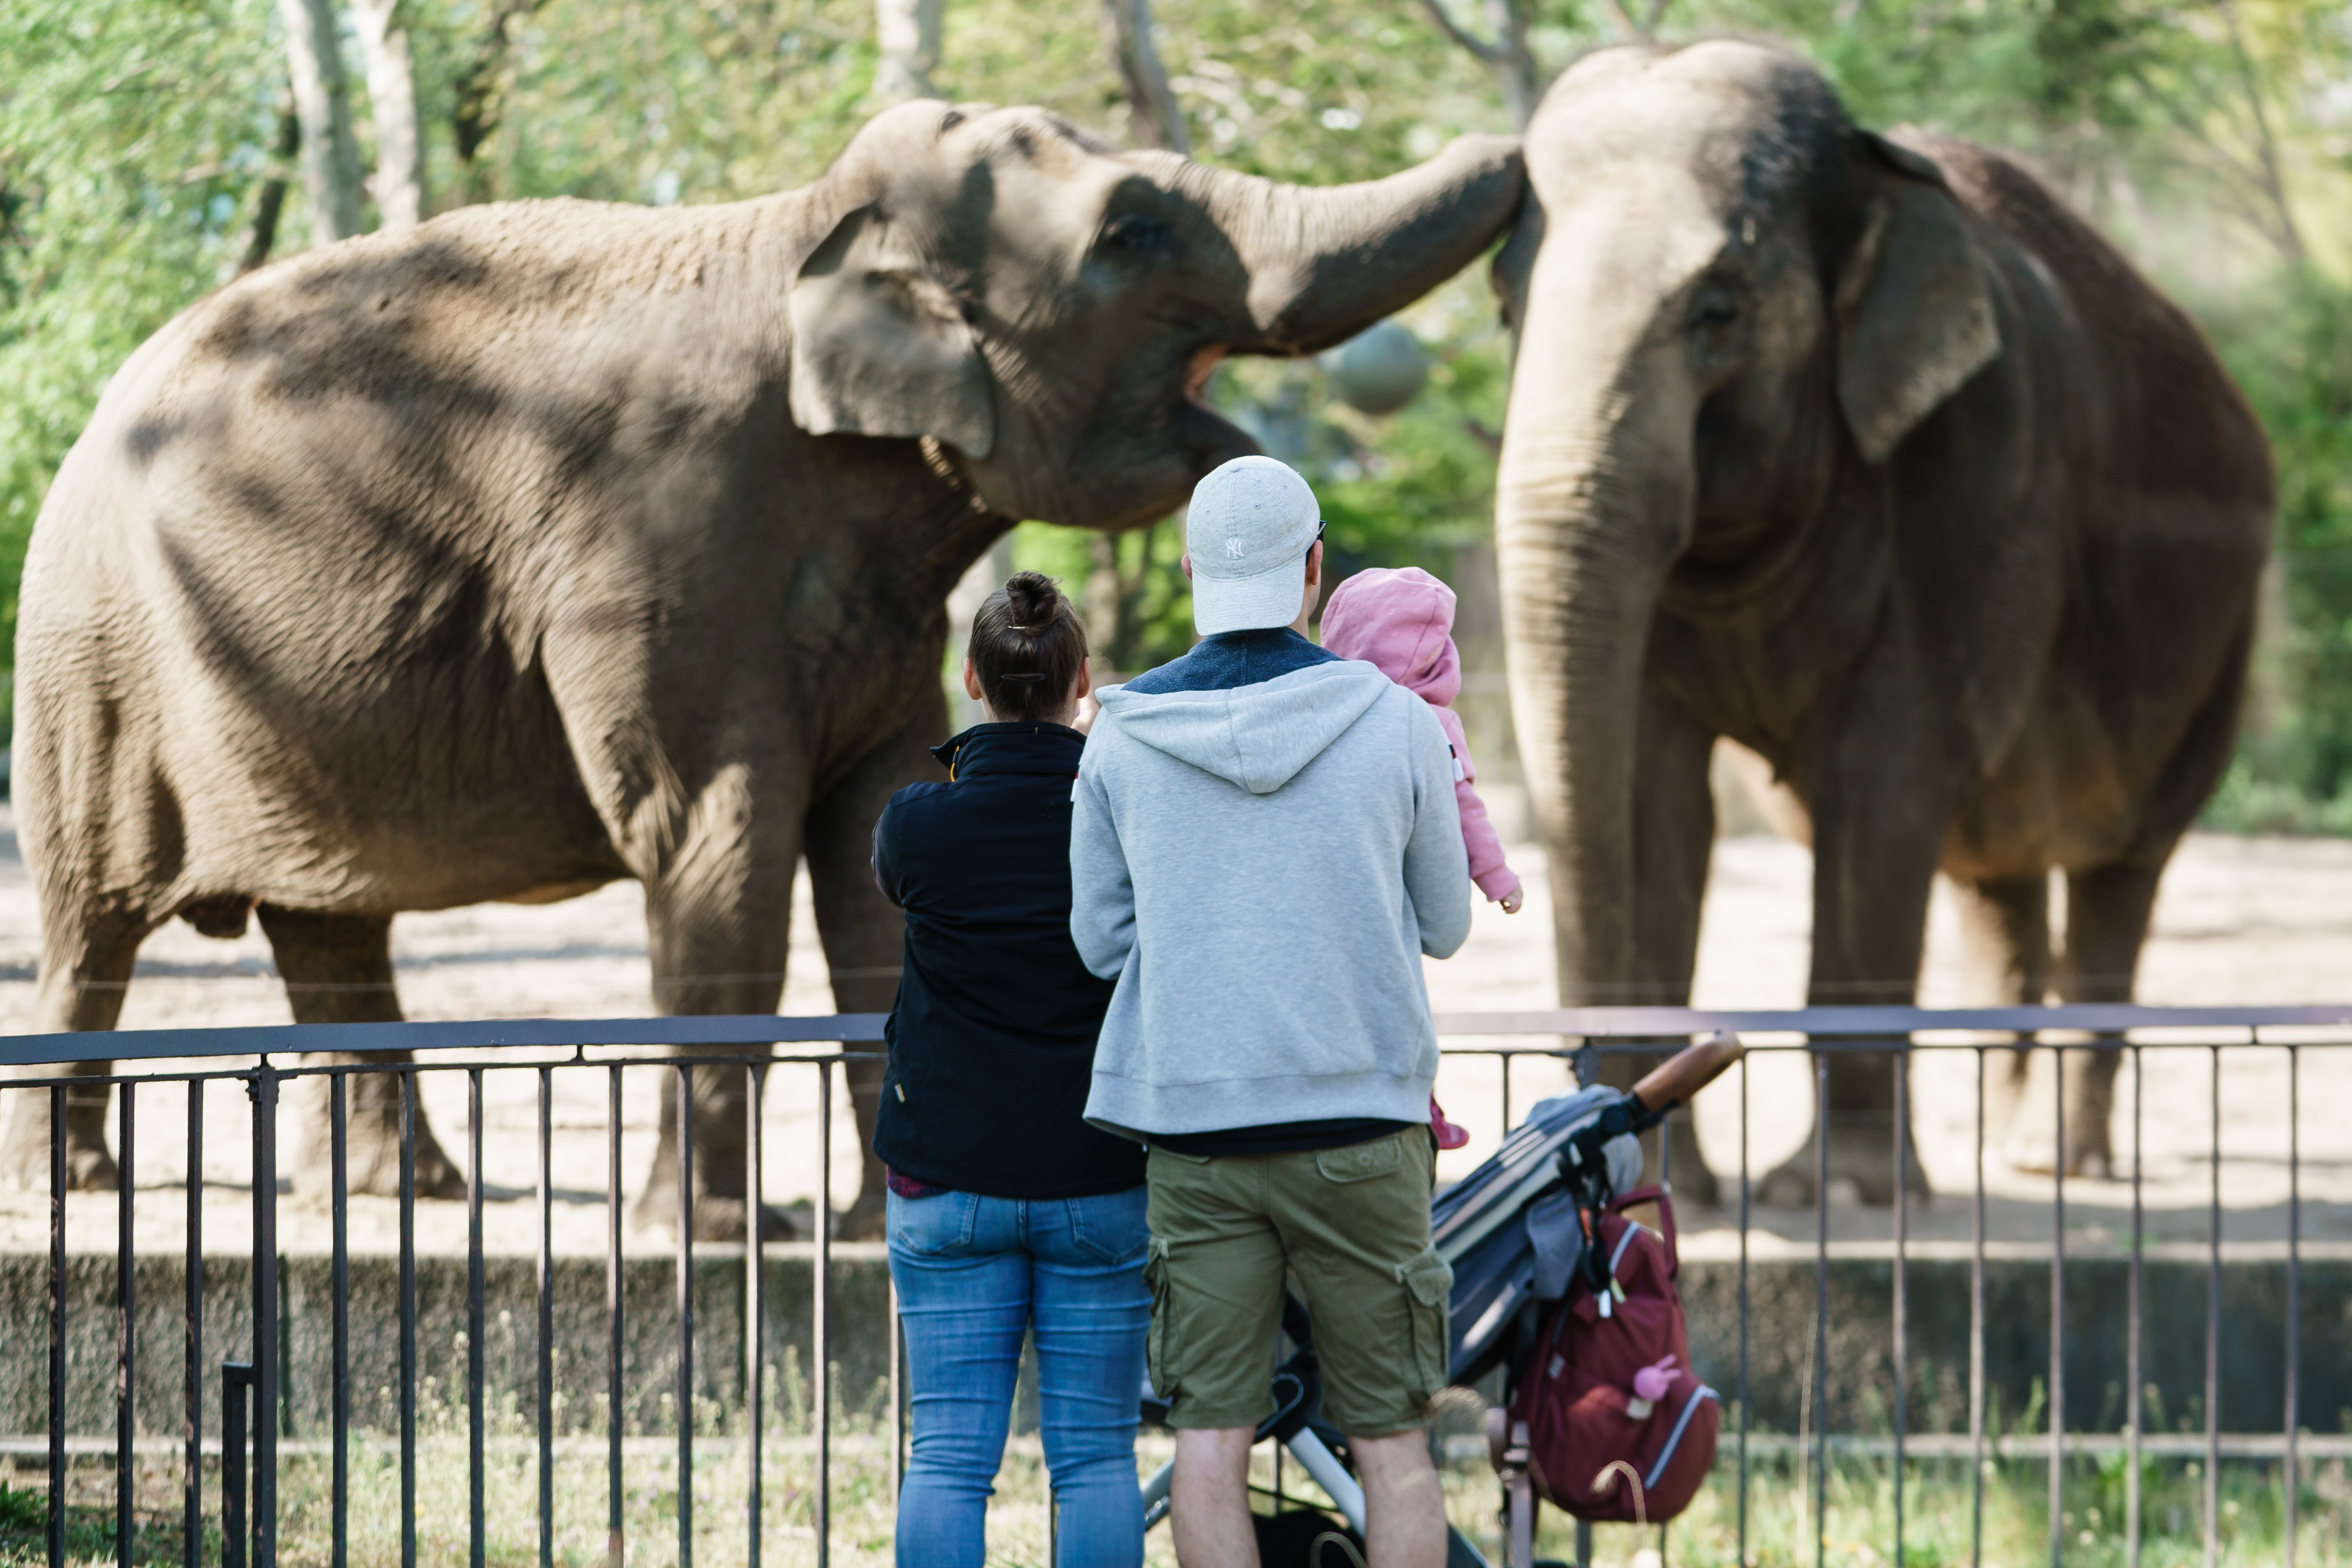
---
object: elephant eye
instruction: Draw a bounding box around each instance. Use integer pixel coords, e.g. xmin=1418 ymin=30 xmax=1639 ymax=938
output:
xmin=1689 ymin=288 xmax=1739 ymax=332
xmin=1098 ymin=214 xmax=1172 ymax=258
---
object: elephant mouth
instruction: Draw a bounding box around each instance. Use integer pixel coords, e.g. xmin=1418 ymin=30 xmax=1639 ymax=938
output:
xmin=1183 ymin=343 xmax=1227 ymax=406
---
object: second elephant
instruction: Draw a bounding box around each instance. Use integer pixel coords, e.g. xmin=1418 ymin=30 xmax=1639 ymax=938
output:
xmin=1490 ymin=43 xmax=2272 ymax=1201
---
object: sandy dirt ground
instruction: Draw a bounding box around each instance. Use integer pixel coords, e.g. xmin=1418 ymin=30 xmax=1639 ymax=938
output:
xmin=0 ymin=805 xmax=2346 ymax=1258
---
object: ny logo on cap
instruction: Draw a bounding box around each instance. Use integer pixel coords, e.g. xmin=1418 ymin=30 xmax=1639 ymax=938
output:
xmin=1225 ymin=538 xmax=1246 ymax=561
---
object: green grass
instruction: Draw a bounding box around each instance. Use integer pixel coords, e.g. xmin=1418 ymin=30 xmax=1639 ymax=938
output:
xmin=12 ymin=1386 xmax=2352 ymax=1567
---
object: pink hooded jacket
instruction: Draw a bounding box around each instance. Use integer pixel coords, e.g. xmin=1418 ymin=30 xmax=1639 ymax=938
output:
xmin=1321 ymin=566 xmax=1521 ymax=904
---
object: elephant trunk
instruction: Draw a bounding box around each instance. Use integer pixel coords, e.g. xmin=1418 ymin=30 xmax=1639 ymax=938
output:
xmin=1495 ymin=249 xmax=1698 ymax=1003
xmin=1152 ymin=136 xmax=1525 ymax=355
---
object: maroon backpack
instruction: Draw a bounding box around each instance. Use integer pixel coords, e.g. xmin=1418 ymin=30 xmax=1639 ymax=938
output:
xmin=1505 ymin=1187 xmax=1719 ymax=1527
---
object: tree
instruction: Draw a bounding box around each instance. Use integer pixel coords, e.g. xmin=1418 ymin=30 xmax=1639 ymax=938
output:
xmin=1100 ymin=0 xmax=1190 ymax=151
xmin=276 ymin=0 xmax=365 ymax=239
xmin=352 ymin=0 xmax=427 ymax=227
xmin=874 ymin=0 xmax=945 ymax=103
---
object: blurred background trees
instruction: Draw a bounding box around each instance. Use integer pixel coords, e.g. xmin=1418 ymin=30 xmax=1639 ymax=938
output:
xmin=2 ymin=0 xmax=2349 ymax=824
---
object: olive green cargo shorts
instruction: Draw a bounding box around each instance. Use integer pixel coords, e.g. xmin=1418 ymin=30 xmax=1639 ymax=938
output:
xmin=1144 ymin=1127 xmax=1453 ymax=1438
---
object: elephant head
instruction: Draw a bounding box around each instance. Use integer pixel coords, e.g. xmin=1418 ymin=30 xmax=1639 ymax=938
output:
xmin=789 ymin=101 xmax=1525 ymax=532
xmin=1490 ymin=42 xmax=1998 ymax=998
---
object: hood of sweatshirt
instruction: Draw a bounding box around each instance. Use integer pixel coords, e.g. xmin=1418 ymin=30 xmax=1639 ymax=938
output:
xmin=1095 ymin=660 xmax=1394 ymax=795
xmin=1319 ymin=566 xmax=1462 ymax=707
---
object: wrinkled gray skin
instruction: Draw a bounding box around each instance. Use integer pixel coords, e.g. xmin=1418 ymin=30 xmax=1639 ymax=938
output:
xmin=1491 ymin=44 xmax=2271 ymax=1203
xmin=5 ymin=99 xmax=1523 ymax=1236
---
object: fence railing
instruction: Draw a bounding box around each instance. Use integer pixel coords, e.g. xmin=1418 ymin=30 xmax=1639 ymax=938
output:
xmin=5 ymin=1001 xmax=2351 ymax=1568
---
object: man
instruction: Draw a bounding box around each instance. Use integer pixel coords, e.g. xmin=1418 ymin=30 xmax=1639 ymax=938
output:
xmin=1071 ymin=454 xmax=1474 ymax=1568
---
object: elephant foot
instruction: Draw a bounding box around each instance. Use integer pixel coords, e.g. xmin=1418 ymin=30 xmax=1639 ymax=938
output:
xmin=1658 ymin=1116 xmax=1719 ymax=1206
xmin=0 ymin=1096 xmax=119 ymax=1192
xmin=2000 ymin=1122 xmax=2115 ymax=1180
xmin=292 ymin=1100 xmax=467 ymax=1204
xmin=628 ymin=1187 xmax=802 ymax=1243
xmin=1754 ymin=1111 xmax=1930 ymax=1209
xmin=836 ymin=1190 xmax=887 ymax=1242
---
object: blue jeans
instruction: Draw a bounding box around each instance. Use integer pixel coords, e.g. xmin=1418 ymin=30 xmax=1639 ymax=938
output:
xmin=887 ymin=1184 xmax=1151 ymax=1568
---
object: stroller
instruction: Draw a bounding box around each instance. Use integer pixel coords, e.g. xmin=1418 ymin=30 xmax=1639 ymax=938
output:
xmin=1138 ymin=1035 xmax=1744 ymax=1567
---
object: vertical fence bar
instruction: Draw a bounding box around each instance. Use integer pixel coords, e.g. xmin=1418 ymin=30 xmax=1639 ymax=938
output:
xmin=469 ymin=1066 xmax=486 ymax=1568
xmin=252 ymin=1061 xmax=278 ymax=1568
xmin=186 ymin=1082 xmax=205 ymax=1568
xmin=814 ymin=1060 xmax=832 ymax=1568
xmin=2205 ymin=1043 xmax=2221 ymax=1568
xmin=1971 ymin=1047 xmax=1986 ymax=1568
xmin=1737 ymin=1052 xmax=1749 ymax=1568
xmin=2049 ymin=1045 xmax=2065 ymax=1568
xmin=118 ymin=1081 xmax=137 ymax=1568
xmin=607 ymin=1064 xmax=625 ymax=1568
xmin=1892 ymin=1050 xmax=1906 ymax=1568
xmin=677 ymin=1063 xmax=695 ymax=1568
xmin=2127 ymin=1044 xmax=2143 ymax=1568
xmin=51 ymin=1084 xmax=66 ymax=1568
xmin=2286 ymin=1038 xmax=2301 ymax=1568
xmin=1812 ymin=1049 xmax=1828 ymax=1568
xmin=746 ymin=1062 xmax=765 ymax=1568
xmin=400 ymin=1073 xmax=418 ymax=1568
xmin=1500 ymin=1051 xmax=1512 ymax=1138
xmin=331 ymin=1073 xmax=350 ymax=1568
xmin=538 ymin=1067 xmax=555 ymax=1568
xmin=224 ymin=1363 xmax=251 ymax=1568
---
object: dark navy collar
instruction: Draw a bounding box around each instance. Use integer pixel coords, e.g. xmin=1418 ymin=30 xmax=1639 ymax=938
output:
xmin=931 ymin=721 xmax=1087 ymax=780
xmin=1120 ymin=627 xmax=1338 ymax=695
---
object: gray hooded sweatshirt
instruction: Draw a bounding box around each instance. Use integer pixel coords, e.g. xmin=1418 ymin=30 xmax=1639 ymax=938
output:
xmin=1071 ymin=658 xmax=1474 ymax=1139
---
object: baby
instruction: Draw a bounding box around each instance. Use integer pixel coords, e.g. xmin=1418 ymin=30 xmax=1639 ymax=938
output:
xmin=1322 ymin=565 xmax=1524 ymax=914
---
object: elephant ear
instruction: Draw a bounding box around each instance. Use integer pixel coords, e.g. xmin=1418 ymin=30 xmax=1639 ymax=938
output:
xmin=1832 ymin=132 xmax=2000 ymax=466
xmin=787 ymin=202 xmax=995 ymax=459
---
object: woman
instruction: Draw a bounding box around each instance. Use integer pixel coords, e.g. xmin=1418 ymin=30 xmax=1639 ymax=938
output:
xmin=870 ymin=571 xmax=1148 ymax=1568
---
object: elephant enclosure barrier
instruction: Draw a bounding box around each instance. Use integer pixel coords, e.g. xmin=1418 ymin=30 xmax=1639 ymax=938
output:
xmin=5 ymin=1004 xmax=2352 ymax=1568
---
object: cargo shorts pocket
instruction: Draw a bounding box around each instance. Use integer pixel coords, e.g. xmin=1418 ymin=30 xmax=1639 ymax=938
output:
xmin=1314 ymin=1133 xmax=1403 ymax=1184
xmin=1143 ymin=1236 xmax=1180 ymax=1401
xmin=1397 ymin=1245 xmax=1454 ymax=1399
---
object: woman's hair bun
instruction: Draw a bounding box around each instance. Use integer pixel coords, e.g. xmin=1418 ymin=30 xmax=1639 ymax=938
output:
xmin=968 ymin=569 xmax=1088 ymax=724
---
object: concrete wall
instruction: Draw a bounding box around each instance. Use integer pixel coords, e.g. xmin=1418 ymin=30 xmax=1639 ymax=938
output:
xmin=0 ymin=1252 xmax=2335 ymax=1442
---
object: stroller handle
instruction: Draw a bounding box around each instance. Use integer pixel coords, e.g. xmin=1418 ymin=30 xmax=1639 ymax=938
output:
xmin=1629 ymin=1031 xmax=1745 ymax=1115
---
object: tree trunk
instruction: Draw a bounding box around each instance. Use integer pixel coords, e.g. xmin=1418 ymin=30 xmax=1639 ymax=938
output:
xmin=237 ymin=90 xmax=302 ymax=276
xmin=351 ymin=0 xmax=426 ymax=229
xmin=872 ymin=0 xmax=944 ymax=105
xmin=275 ymin=0 xmax=366 ymax=241
xmin=1098 ymin=0 xmax=1188 ymax=154
xmin=450 ymin=0 xmax=546 ymax=205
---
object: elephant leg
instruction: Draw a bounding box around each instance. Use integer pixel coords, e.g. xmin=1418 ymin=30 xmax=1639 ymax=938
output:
xmin=1944 ymin=874 xmax=2056 ymax=1171
xmin=1593 ymin=684 xmax=1718 ymax=1201
xmin=2048 ymin=860 xmax=2165 ymax=1178
xmin=805 ymin=712 xmax=943 ymax=1242
xmin=0 ymin=911 xmax=149 ymax=1192
xmin=631 ymin=771 xmax=803 ymax=1243
xmin=1757 ymin=683 xmax=1953 ymax=1209
xmin=257 ymin=905 xmax=465 ymax=1202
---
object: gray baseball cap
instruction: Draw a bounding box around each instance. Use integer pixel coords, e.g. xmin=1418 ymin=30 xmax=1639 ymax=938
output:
xmin=1185 ymin=456 xmax=1323 ymax=636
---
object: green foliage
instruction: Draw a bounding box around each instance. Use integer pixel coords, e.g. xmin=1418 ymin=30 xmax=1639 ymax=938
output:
xmin=4 ymin=0 xmax=2352 ymax=825
xmin=0 ymin=0 xmax=284 ymax=658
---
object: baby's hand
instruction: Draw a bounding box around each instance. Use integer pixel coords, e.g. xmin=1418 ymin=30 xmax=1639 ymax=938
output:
xmin=1500 ymin=884 xmax=1524 ymax=915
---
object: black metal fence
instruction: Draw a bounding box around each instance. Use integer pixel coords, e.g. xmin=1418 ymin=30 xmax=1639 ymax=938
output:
xmin=5 ymin=1002 xmax=2351 ymax=1568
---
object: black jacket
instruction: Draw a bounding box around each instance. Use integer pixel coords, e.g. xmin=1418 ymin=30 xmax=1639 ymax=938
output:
xmin=869 ymin=722 xmax=1144 ymax=1199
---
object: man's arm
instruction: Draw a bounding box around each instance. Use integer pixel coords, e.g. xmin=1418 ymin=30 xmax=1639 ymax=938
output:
xmin=1403 ymin=701 xmax=1474 ymax=959
xmin=1069 ymin=749 xmax=1138 ymax=980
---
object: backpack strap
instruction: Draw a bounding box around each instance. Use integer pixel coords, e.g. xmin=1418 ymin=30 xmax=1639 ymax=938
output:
xmin=1607 ymin=1187 xmax=1679 ymax=1278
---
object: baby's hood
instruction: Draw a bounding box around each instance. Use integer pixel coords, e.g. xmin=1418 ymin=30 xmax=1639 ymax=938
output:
xmin=1094 ymin=661 xmax=1394 ymax=795
xmin=1320 ymin=566 xmax=1461 ymax=707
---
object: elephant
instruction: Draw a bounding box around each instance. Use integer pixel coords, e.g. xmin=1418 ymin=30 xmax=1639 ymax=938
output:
xmin=3 ymin=98 xmax=1523 ymax=1237
xmin=1488 ymin=42 xmax=2271 ymax=1203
